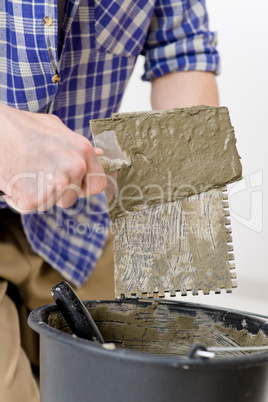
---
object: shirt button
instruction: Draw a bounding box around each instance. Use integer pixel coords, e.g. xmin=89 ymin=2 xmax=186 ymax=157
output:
xmin=52 ymin=74 xmax=61 ymax=83
xmin=43 ymin=16 xmax=53 ymax=26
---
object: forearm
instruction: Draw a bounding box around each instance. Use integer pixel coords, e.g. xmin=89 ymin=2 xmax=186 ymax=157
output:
xmin=151 ymin=71 xmax=219 ymax=110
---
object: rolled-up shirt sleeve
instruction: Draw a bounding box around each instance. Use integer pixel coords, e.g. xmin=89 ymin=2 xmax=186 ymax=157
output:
xmin=141 ymin=0 xmax=220 ymax=81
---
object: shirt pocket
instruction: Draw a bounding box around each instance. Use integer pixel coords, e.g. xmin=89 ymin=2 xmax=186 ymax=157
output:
xmin=94 ymin=0 xmax=155 ymax=57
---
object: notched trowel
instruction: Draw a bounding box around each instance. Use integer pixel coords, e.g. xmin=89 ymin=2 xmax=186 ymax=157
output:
xmin=90 ymin=106 xmax=242 ymax=299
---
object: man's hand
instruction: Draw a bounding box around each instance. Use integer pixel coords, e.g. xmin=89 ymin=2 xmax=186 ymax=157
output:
xmin=0 ymin=104 xmax=107 ymax=213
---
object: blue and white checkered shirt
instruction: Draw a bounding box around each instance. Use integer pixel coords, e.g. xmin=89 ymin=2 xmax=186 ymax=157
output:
xmin=0 ymin=0 xmax=220 ymax=287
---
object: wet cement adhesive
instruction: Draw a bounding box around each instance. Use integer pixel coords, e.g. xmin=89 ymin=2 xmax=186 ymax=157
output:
xmin=113 ymin=188 xmax=235 ymax=297
xmin=48 ymin=302 xmax=268 ymax=358
xmin=91 ymin=107 xmax=242 ymax=297
xmin=90 ymin=106 xmax=242 ymax=219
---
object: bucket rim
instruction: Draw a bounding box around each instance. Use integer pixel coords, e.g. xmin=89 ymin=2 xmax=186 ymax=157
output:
xmin=28 ymin=299 xmax=268 ymax=371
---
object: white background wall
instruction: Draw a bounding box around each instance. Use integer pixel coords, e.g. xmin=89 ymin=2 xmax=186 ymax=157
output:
xmin=119 ymin=0 xmax=268 ymax=315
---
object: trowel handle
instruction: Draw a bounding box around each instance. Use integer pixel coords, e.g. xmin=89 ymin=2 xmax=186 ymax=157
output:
xmin=51 ymin=281 xmax=104 ymax=343
xmin=98 ymin=155 xmax=131 ymax=173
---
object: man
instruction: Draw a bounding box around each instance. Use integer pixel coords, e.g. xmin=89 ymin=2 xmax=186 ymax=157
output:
xmin=0 ymin=0 xmax=219 ymax=400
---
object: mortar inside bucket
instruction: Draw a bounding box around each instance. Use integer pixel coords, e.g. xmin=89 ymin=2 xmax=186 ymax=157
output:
xmin=28 ymin=299 xmax=268 ymax=402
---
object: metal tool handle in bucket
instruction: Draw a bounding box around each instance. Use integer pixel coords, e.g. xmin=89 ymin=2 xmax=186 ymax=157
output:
xmin=188 ymin=343 xmax=268 ymax=359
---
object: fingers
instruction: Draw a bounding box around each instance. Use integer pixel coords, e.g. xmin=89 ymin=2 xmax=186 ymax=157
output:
xmin=39 ymin=141 xmax=107 ymax=208
xmin=1 ymin=107 xmax=108 ymax=212
xmin=2 ymin=166 xmax=107 ymax=213
xmin=54 ymin=145 xmax=107 ymax=208
xmin=2 ymin=194 xmax=33 ymax=215
xmin=54 ymin=184 xmax=84 ymax=209
xmin=94 ymin=147 xmax=104 ymax=156
xmin=104 ymin=171 xmax=118 ymax=203
xmin=73 ymin=140 xmax=106 ymax=197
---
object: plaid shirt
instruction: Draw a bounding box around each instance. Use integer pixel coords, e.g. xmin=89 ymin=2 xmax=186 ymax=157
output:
xmin=0 ymin=0 xmax=219 ymax=287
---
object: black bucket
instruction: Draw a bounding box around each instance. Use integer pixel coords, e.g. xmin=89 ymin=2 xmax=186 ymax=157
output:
xmin=28 ymin=299 xmax=268 ymax=402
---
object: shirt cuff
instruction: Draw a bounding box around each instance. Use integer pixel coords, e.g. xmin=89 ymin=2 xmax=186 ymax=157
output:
xmin=142 ymin=31 xmax=220 ymax=82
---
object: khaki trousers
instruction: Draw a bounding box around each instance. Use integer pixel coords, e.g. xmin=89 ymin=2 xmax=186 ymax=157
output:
xmin=0 ymin=209 xmax=114 ymax=402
